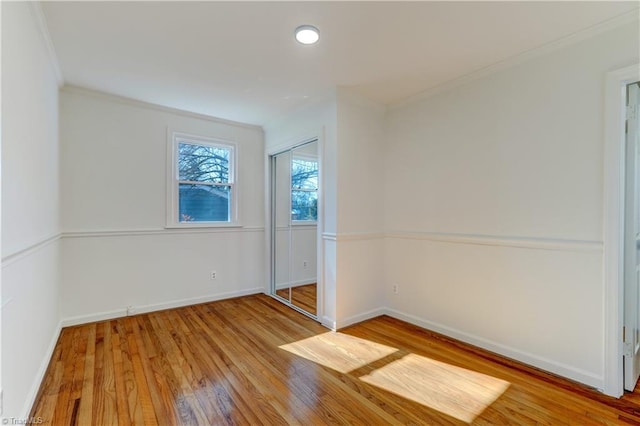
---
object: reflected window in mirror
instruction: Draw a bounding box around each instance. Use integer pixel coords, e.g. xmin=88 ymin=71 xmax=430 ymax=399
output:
xmin=291 ymin=157 xmax=318 ymax=222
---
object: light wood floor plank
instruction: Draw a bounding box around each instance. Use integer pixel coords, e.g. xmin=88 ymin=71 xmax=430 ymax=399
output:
xmin=100 ymin=321 xmax=119 ymax=426
xmin=232 ymin=297 xmax=439 ymax=425
xmin=146 ymin=313 xmax=209 ymax=424
xmin=49 ymin=328 xmax=76 ymax=425
xmin=160 ymin=309 xmax=239 ymax=424
xmin=190 ymin=303 xmax=305 ymax=425
xmin=29 ymin=294 xmax=640 ymax=425
xmin=110 ymin=320 xmax=132 ymax=426
xmin=181 ymin=306 xmax=283 ymax=425
xmin=123 ymin=317 xmax=158 ymax=425
xmin=224 ymin=300 xmax=402 ymax=425
xmin=129 ymin=316 xmax=173 ymax=424
xmin=173 ymin=308 xmax=264 ymax=425
xmin=77 ymin=324 xmax=96 ymax=425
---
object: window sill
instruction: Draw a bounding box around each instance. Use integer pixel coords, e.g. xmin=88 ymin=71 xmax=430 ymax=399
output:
xmin=292 ymin=221 xmax=318 ymax=226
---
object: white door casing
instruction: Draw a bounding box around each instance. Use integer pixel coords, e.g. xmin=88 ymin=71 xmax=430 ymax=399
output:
xmin=624 ymin=81 xmax=640 ymax=391
xmin=604 ymin=64 xmax=640 ymax=398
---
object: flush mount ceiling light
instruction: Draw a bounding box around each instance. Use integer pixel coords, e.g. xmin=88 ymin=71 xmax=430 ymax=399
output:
xmin=295 ymin=25 xmax=320 ymax=45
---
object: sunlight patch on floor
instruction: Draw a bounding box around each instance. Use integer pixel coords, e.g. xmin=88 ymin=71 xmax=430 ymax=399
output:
xmin=279 ymin=332 xmax=398 ymax=373
xmin=359 ymin=353 xmax=510 ymax=423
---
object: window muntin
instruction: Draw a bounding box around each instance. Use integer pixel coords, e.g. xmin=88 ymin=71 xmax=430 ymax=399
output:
xmin=291 ymin=157 xmax=318 ymax=222
xmin=170 ymin=134 xmax=236 ymax=225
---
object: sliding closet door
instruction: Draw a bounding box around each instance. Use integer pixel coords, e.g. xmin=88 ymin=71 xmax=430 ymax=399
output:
xmin=272 ymin=151 xmax=292 ymax=304
xmin=289 ymin=142 xmax=318 ymax=315
xmin=270 ymin=140 xmax=319 ymax=318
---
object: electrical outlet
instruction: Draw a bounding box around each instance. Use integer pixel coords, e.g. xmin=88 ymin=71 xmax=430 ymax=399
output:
xmin=303 ymin=260 xmax=308 ymax=268
xmin=210 ymin=271 xmax=217 ymax=280
xmin=126 ymin=305 xmax=135 ymax=316
xmin=393 ymin=284 xmax=399 ymax=294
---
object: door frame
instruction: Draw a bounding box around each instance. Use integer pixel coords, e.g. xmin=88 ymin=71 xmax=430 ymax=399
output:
xmin=604 ymin=64 xmax=640 ymax=397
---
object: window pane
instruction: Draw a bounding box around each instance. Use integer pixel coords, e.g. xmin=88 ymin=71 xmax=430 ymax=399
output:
xmin=291 ymin=159 xmax=318 ymax=190
xmin=179 ymin=184 xmax=230 ymax=222
xmin=179 ymin=142 xmax=230 ymax=183
xmin=292 ymin=190 xmax=317 ymax=221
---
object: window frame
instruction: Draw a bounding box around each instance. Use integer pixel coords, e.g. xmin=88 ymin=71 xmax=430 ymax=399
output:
xmin=166 ymin=131 xmax=239 ymax=228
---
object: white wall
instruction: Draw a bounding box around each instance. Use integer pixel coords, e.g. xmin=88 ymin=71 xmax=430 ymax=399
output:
xmin=334 ymin=89 xmax=386 ymax=326
xmin=1 ymin=2 xmax=62 ymax=418
xmin=384 ymin=22 xmax=639 ymax=390
xmin=59 ymin=88 xmax=265 ymax=322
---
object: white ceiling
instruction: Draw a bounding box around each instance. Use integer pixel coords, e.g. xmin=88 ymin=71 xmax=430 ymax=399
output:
xmin=42 ymin=1 xmax=639 ymax=126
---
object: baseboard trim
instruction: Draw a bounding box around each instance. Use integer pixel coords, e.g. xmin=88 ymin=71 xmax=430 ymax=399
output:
xmin=336 ymin=308 xmax=388 ymax=330
xmin=61 ymin=308 xmax=129 ymax=328
xmin=383 ymin=307 xmax=604 ymax=390
xmin=132 ymin=287 xmax=264 ymax=317
xmin=22 ymin=321 xmax=63 ymax=419
xmin=60 ymin=287 xmax=264 ymax=327
xmin=321 ymin=316 xmax=336 ymax=331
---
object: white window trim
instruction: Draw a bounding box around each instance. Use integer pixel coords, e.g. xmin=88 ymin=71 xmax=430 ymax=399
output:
xmin=292 ymin=221 xmax=318 ymax=226
xmin=166 ymin=130 xmax=240 ymax=228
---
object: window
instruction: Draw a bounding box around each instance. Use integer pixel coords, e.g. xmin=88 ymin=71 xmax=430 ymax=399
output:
xmin=291 ymin=156 xmax=318 ymax=222
xmin=168 ymin=132 xmax=236 ymax=226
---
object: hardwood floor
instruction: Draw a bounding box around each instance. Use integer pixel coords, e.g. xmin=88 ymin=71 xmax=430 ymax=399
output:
xmin=275 ymin=283 xmax=317 ymax=315
xmin=30 ymin=293 xmax=640 ymax=425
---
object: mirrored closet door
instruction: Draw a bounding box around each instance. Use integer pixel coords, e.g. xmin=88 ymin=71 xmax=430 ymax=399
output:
xmin=271 ymin=140 xmax=318 ymax=317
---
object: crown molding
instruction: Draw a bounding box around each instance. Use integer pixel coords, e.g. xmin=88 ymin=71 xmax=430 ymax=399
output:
xmin=28 ymin=1 xmax=64 ymax=86
xmin=389 ymin=9 xmax=640 ymax=112
xmin=61 ymin=84 xmax=264 ymax=132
